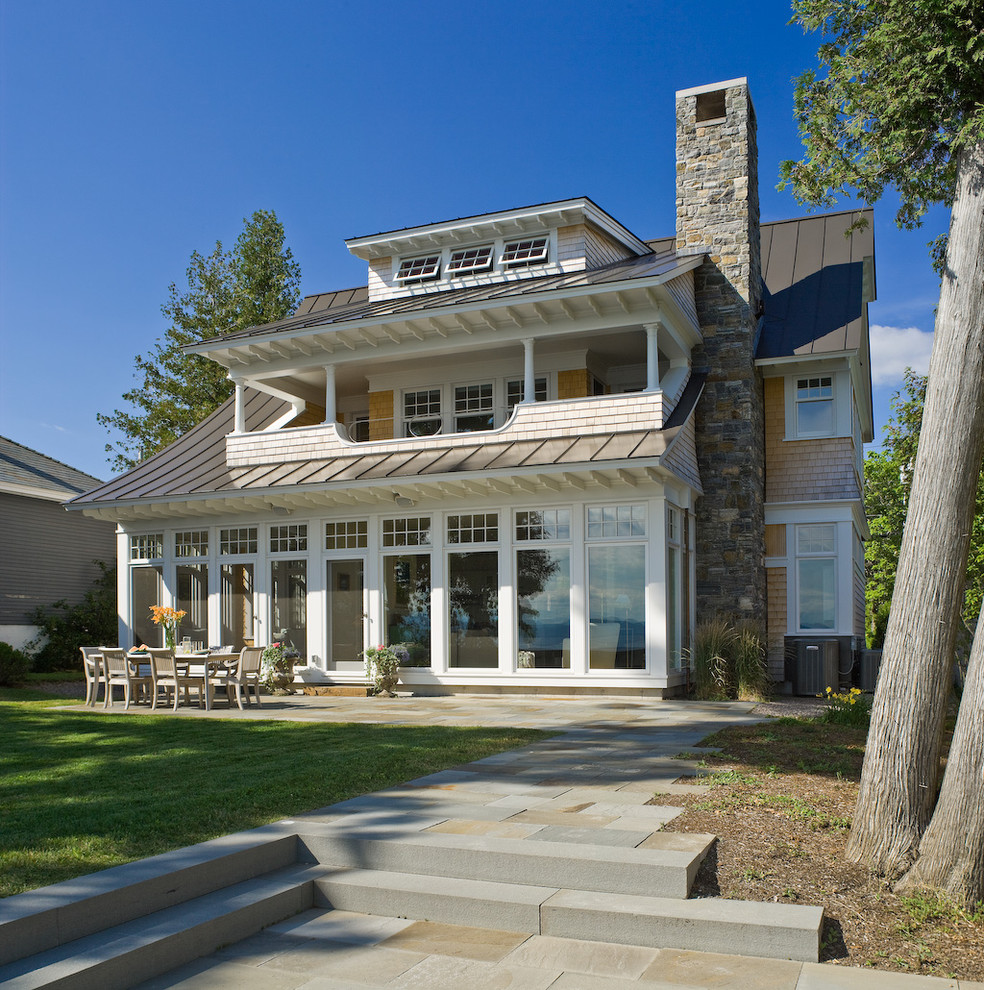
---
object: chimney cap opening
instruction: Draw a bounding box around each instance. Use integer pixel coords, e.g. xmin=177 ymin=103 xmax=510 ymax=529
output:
xmin=696 ymin=89 xmax=727 ymax=123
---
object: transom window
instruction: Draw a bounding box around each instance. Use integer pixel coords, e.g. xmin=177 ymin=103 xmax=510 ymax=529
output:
xmin=448 ymin=513 xmax=499 ymax=544
xmin=447 ymin=245 xmax=493 ymax=277
xmin=383 ymin=517 xmax=432 ymax=548
xmin=795 ymin=376 xmax=834 ymax=436
xmin=797 ymin=524 xmax=836 ymax=555
xmin=516 ymin=509 xmax=571 ymax=542
xmin=326 ymin=520 xmax=368 ymax=550
xmin=221 ymin=527 xmax=257 ymax=555
xmin=130 ymin=534 xmax=164 ymax=561
xmin=270 ymin=524 xmax=308 ymax=553
xmin=587 ymin=504 xmax=646 ymax=539
xmin=395 ymin=254 xmax=441 ymax=283
xmin=502 ymin=236 xmax=549 ymax=268
xmin=175 ymin=531 xmax=208 ymax=557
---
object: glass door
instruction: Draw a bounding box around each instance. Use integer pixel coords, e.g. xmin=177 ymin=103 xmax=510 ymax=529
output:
xmin=221 ymin=563 xmax=255 ymax=650
xmin=327 ymin=559 xmax=365 ymax=670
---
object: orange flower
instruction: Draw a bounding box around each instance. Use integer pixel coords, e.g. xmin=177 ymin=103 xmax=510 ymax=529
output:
xmin=149 ymin=605 xmax=187 ymax=626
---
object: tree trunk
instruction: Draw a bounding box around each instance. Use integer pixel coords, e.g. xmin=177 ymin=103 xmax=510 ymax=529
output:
xmin=847 ymin=138 xmax=984 ymax=877
xmin=899 ymin=614 xmax=984 ymax=907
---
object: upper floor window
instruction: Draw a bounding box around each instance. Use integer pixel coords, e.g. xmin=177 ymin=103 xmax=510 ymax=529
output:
xmin=795 ymin=376 xmax=834 ymax=437
xmin=325 ymin=520 xmax=368 ymax=550
xmin=454 ymin=383 xmax=494 ymax=432
xmin=404 ymin=389 xmax=442 ymax=437
xmin=448 ymin=245 xmax=493 ymax=277
xmin=516 ymin=508 xmax=571 ymax=542
xmin=175 ymin=531 xmax=208 ymax=558
xmin=270 ymin=524 xmax=307 ymax=553
xmin=502 ymin=236 xmax=549 ymax=269
xmin=395 ymin=254 xmax=441 ymax=285
xmin=383 ymin=517 xmax=432 ymax=548
xmin=506 ymin=377 xmax=547 ymax=410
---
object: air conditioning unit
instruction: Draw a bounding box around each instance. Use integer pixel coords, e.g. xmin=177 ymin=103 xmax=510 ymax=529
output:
xmin=789 ymin=639 xmax=840 ymax=696
xmin=859 ymin=649 xmax=882 ymax=692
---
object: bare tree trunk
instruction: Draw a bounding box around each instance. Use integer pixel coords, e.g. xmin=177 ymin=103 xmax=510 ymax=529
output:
xmin=899 ymin=614 xmax=984 ymax=906
xmin=847 ymin=139 xmax=984 ymax=877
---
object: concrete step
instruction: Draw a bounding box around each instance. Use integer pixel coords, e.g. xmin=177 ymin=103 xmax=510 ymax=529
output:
xmin=0 ymin=864 xmax=320 ymax=990
xmin=313 ymin=868 xmax=824 ymax=962
xmin=298 ymin=826 xmax=714 ymax=898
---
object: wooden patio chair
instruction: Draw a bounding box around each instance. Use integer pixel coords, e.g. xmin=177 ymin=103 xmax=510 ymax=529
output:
xmin=147 ymin=648 xmax=206 ymax=711
xmin=100 ymin=648 xmax=152 ymax=709
xmin=210 ymin=646 xmax=264 ymax=709
xmin=79 ymin=646 xmax=106 ymax=707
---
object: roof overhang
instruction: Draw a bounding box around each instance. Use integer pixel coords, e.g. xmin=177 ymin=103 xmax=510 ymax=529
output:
xmin=345 ymin=197 xmax=652 ymax=261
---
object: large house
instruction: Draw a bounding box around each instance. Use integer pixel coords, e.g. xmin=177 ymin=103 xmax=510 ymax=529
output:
xmin=68 ymin=79 xmax=874 ymax=696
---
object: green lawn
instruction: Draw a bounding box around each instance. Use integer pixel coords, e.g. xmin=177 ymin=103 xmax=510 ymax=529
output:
xmin=0 ymin=690 xmax=546 ymax=898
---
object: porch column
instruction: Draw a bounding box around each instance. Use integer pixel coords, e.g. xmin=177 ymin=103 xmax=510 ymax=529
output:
xmin=323 ymin=365 xmax=337 ymax=424
xmin=233 ymin=380 xmax=245 ymax=434
xmin=522 ymin=338 xmax=535 ymax=403
xmin=645 ymin=323 xmax=661 ymax=392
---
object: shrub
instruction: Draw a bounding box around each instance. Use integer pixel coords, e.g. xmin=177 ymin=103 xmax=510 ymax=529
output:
xmin=0 ymin=642 xmax=31 ymax=686
xmin=26 ymin=563 xmax=117 ymax=671
xmin=687 ymin=617 xmax=770 ymax=701
xmin=733 ymin=620 xmax=770 ymax=701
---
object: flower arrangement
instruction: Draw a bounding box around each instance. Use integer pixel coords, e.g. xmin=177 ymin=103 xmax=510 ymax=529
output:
xmin=149 ymin=605 xmax=187 ymax=650
xmin=362 ymin=643 xmax=408 ymax=696
xmin=261 ymin=642 xmax=300 ymax=693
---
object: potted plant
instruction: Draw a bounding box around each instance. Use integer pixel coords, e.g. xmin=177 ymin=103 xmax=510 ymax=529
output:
xmin=149 ymin=606 xmax=187 ymax=651
xmin=261 ymin=642 xmax=300 ymax=694
xmin=362 ymin=643 xmax=408 ymax=697
xmin=517 ymin=650 xmax=536 ymax=668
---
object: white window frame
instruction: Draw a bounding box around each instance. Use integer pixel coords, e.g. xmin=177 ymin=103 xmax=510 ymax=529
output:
xmin=394 ymin=254 xmax=441 ymax=284
xmin=447 ymin=244 xmax=494 ymax=277
xmin=793 ymin=375 xmax=835 ymax=438
xmin=795 ymin=523 xmax=838 ymax=632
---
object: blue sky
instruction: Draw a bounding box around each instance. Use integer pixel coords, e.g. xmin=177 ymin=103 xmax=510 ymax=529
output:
xmin=0 ymin=0 xmax=944 ymax=480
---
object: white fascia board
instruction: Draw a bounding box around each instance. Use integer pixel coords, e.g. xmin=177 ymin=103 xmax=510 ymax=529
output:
xmin=1 ymin=481 xmax=85 ymax=502
xmin=765 ymin=499 xmax=870 ymax=540
xmin=345 ymin=198 xmax=651 ymax=260
xmin=188 ymin=258 xmax=705 ymax=374
xmin=755 ymin=351 xmax=854 ymax=373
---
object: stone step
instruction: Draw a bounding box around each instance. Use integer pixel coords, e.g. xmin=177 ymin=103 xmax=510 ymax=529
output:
xmin=313 ymin=868 xmax=824 ymax=962
xmin=0 ymin=864 xmax=320 ymax=990
xmin=297 ymin=826 xmax=713 ymax=898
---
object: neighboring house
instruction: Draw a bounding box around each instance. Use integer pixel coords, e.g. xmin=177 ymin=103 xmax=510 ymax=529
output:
xmin=0 ymin=437 xmax=117 ymax=651
xmin=68 ymin=79 xmax=874 ymax=695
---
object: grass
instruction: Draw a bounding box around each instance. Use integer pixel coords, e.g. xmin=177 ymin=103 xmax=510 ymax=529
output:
xmin=0 ymin=688 xmax=547 ymax=898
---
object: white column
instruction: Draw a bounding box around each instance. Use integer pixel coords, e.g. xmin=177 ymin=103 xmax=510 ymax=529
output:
xmin=324 ymin=365 xmax=337 ymax=424
xmin=522 ymin=338 xmax=535 ymax=402
xmin=645 ymin=324 xmax=661 ymax=392
xmin=233 ymin=380 xmax=245 ymax=434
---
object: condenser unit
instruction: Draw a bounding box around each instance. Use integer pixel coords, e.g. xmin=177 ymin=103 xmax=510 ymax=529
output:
xmin=789 ymin=639 xmax=840 ymax=696
xmin=859 ymin=649 xmax=882 ymax=692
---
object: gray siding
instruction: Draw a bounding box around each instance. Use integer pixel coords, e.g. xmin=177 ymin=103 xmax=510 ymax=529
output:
xmin=0 ymin=493 xmax=116 ymax=624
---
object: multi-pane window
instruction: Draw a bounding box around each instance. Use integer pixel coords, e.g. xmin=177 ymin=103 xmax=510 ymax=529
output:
xmin=795 ymin=376 xmax=834 ymax=436
xmin=506 ymin=377 xmax=547 ymax=410
xmin=454 ymin=383 xmax=494 ymax=432
xmin=175 ymin=531 xmax=208 ymax=557
xmin=404 ymin=389 xmax=442 ymax=436
xmin=325 ymin=520 xmax=368 ymax=550
xmin=515 ymin=509 xmax=571 ymax=542
xmin=130 ymin=534 xmax=164 ymax=560
xmin=586 ymin=504 xmax=646 ymax=539
xmin=502 ymin=236 xmax=549 ymax=268
xmin=395 ymin=254 xmax=441 ymax=283
xmin=448 ymin=513 xmax=499 ymax=544
xmin=797 ymin=523 xmax=837 ymax=631
xmin=383 ymin=517 xmax=432 ymax=548
xmin=270 ymin=524 xmax=308 ymax=553
xmin=220 ymin=527 xmax=257 ymax=555
xmin=447 ymin=245 xmax=493 ymax=277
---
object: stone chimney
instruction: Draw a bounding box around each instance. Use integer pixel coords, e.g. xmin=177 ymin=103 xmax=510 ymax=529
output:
xmin=675 ymin=78 xmax=765 ymax=619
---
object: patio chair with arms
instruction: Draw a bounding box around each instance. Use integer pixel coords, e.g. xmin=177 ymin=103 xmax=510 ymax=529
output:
xmin=100 ymin=648 xmax=152 ymax=709
xmin=210 ymin=646 xmax=264 ymax=709
xmin=79 ymin=646 xmax=106 ymax=707
xmin=147 ymin=648 xmax=207 ymax=711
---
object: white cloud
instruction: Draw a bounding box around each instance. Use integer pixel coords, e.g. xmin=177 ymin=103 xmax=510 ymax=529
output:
xmin=869 ymin=324 xmax=934 ymax=385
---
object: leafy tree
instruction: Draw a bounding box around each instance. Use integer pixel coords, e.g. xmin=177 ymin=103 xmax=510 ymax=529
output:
xmin=781 ymin=0 xmax=984 ymax=902
xmin=864 ymin=371 xmax=984 ymax=656
xmin=27 ymin=563 xmax=118 ymax=672
xmin=98 ymin=210 xmax=301 ymax=472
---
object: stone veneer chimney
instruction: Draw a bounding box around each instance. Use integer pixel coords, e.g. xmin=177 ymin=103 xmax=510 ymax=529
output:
xmin=675 ymin=78 xmax=766 ymax=619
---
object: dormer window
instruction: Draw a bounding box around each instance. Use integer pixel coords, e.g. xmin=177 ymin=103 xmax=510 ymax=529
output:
xmin=395 ymin=254 xmax=441 ymax=284
xmin=447 ymin=245 xmax=494 ymax=277
xmin=502 ymin=236 xmax=549 ymax=269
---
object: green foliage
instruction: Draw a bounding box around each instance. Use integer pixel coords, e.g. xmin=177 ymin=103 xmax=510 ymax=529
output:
xmin=26 ymin=563 xmax=117 ymax=672
xmin=864 ymin=371 xmax=984 ymax=648
xmin=780 ymin=0 xmax=984 ymax=228
xmin=0 ymin=643 xmax=30 ymax=686
xmin=821 ymin=686 xmax=873 ymax=729
xmin=0 ymin=699 xmax=545 ymax=897
xmin=687 ymin=617 xmax=769 ymax=701
xmin=98 ymin=210 xmax=301 ymax=472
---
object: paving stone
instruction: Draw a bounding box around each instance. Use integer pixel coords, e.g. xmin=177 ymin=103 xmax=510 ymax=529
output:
xmin=377 ymin=920 xmax=529 ymax=962
xmin=384 ymin=954 xmax=560 ymax=989
xmin=524 ymin=825 xmax=653 ymax=847
xmin=136 ymin=958 xmax=310 ymax=989
xmin=505 ymin=809 xmax=618 ymax=828
xmin=502 ymin=934 xmax=659 ymax=979
xmin=423 ymin=819 xmax=545 ymax=839
xmin=796 ymin=965 xmax=960 ymax=989
xmin=261 ymin=943 xmax=426 ymax=982
xmin=266 ymin=909 xmax=413 ymax=945
xmin=547 ymin=974 xmax=687 ymax=990
xmin=212 ymin=931 xmax=311 ymax=965
xmin=641 ymin=947 xmax=802 ymax=988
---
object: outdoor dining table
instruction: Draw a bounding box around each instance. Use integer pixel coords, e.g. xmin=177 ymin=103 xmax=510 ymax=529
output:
xmin=126 ymin=651 xmax=237 ymax=710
